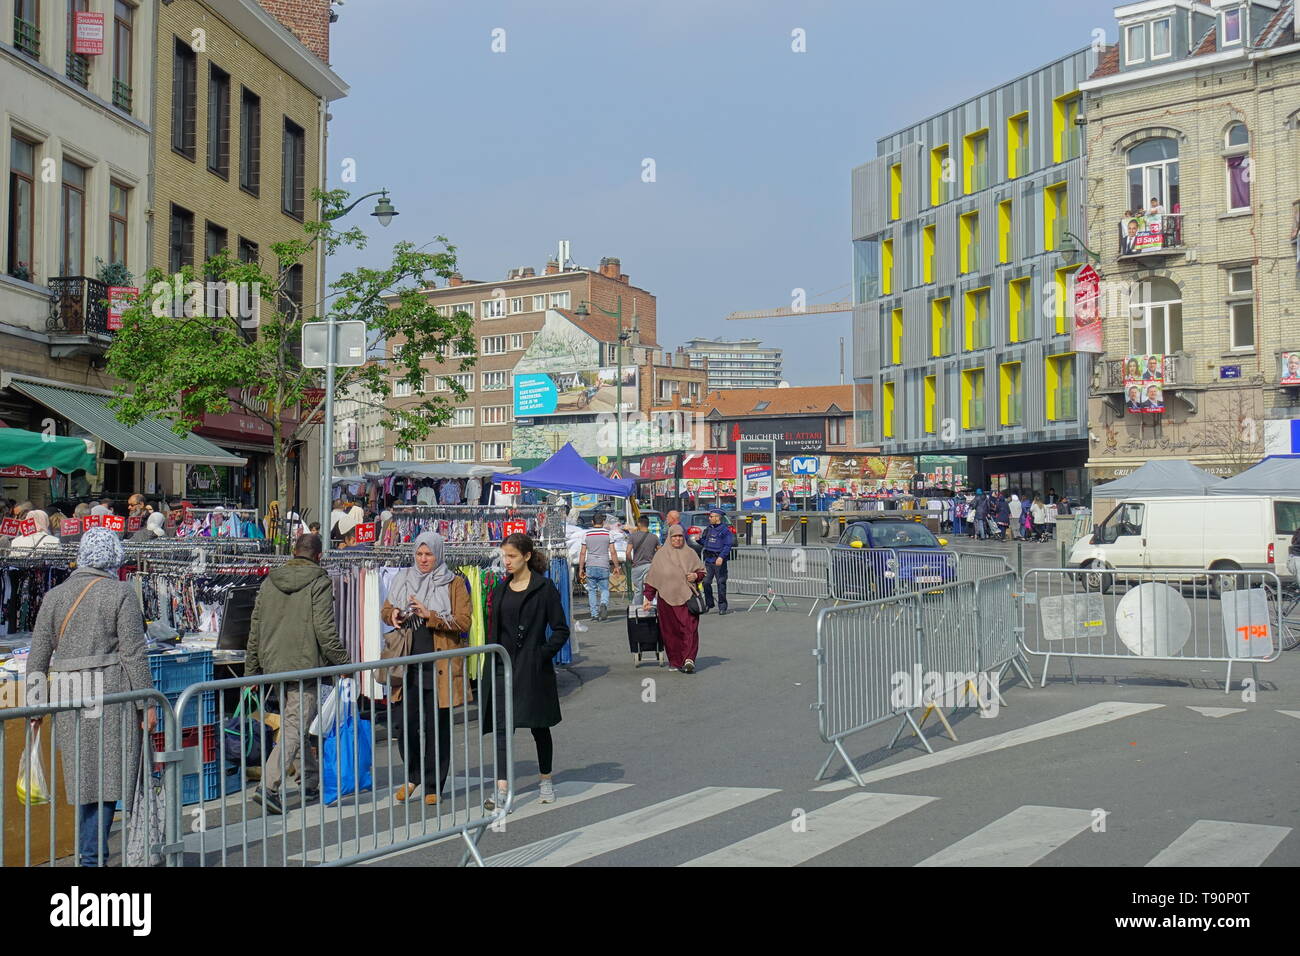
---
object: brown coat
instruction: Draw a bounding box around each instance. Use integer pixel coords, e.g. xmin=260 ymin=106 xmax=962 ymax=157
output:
xmin=382 ymin=574 xmax=473 ymax=708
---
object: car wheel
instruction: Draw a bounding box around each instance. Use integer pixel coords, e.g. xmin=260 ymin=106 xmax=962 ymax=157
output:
xmin=1210 ymin=561 xmax=1241 ymax=599
xmin=1083 ymin=560 xmax=1112 ymax=593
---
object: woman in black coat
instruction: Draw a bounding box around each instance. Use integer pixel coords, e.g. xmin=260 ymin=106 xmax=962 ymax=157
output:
xmin=483 ymin=532 xmax=569 ymax=812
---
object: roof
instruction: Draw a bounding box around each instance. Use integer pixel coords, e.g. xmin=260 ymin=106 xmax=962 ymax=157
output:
xmin=697 ymin=385 xmax=853 ymax=418
xmin=1090 ymin=44 xmax=1120 ymax=79
xmin=552 ymin=308 xmax=659 ymax=348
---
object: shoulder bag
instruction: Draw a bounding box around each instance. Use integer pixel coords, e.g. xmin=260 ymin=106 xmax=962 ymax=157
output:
xmin=378 ymin=624 xmax=413 ymax=694
xmin=685 ymin=584 xmax=708 ymax=616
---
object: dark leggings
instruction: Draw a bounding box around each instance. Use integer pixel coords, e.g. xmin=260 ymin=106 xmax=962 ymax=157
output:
xmin=496 ymin=726 xmax=553 ymax=776
xmin=399 ymin=689 xmax=453 ymax=790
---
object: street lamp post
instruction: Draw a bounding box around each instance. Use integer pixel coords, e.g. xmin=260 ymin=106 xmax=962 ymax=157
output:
xmin=317 ymin=189 xmax=398 ymax=549
xmin=575 ymin=297 xmax=633 ymax=473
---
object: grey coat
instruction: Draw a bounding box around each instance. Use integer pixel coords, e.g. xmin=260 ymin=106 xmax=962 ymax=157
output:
xmin=26 ymin=568 xmax=155 ymax=807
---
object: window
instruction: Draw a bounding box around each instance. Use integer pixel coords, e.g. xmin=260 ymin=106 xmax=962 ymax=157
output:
xmin=1007 ymin=112 xmax=1030 ymax=179
xmin=1097 ymin=503 xmax=1145 ymax=543
xmin=508 ymin=296 xmax=525 ymax=314
xmin=931 ymin=297 xmax=954 ymax=357
xmin=882 ymin=381 xmax=895 ymax=438
xmin=279 ymin=263 xmax=303 ymax=320
xmin=207 ymin=66 xmax=231 ymax=177
xmin=237 ymin=237 xmax=258 ymax=266
xmin=481 ymin=297 xmax=506 ymax=319
xmin=510 ymin=333 xmax=527 ymax=351
xmin=828 ymin=417 xmax=847 ymax=445
xmin=531 ymin=294 xmax=547 ymax=311
xmin=204 ymin=222 xmax=227 ymax=264
xmin=481 ymin=442 xmax=510 ymax=462
xmin=1045 ymin=353 xmax=1077 ymax=421
xmin=964 ymin=129 xmax=988 ymax=193
xmin=436 ymin=372 xmax=474 ymax=393
xmin=1151 ymin=17 xmax=1171 ymax=58
xmin=171 ymin=39 xmax=197 ymax=159
xmin=1044 ymin=182 xmax=1067 ymax=251
xmin=393 ymin=380 xmax=412 ymax=398
xmin=451 ymin=443 xmax=475 ymax=463
xmin=922 ymin=225 xmax=936 ymax=283
xmin=1128 ymin=276 xmax=1182 ymax=354
xmin=450 ymin=408 xmax=474 ymax=428
xmin=1223 ymin=6 xmax=1242 ymax=45
xmin=1008 ymin=277 xmax=1030 ymax=343
xmin=58 ymin=159 xmax=86 ymax=277
xmin=930 ymin=144 xmax=951 ymax=205
xmin=1227 ymin=268 xmax=1254 ymax=350
xmin=392 ymin=446 xmax=412 ymax=462
xmin=109 ymin=182 xmax=129 ymax=270
xmin=961 ymin=367 xmax=985 ymax=430
xmin=923 ymin=375 xmax=937 ymax=434
xmin=452 ymin=302 xmax=474 ymax=318
xmin=415 ymin=446 xmax=428 ymax=462
xmin=67 ymin=0 xmax=91 ymax=87
xmin=889 ymin=163 xmax=902 ymax=220
xmin=1053 ymin=92 xmax=1081 ymax=163
xmin=14 ymin=0 xmax=39 ymax=58
xmin=1054 ymin=264 xmax=1080 ymax=335
xmin=239 ymin=88 xmax=261 ymax=194
xmin=1125 ymin=22 xmax=1147 ymax=64
xmin=964 ymin=288 xmax=990 ymax=351
xmin=433 ymin=444 xmax=448 ymax=461
xmin=113 ymin=2 xmax=133 ymax=111
xmin=890 ymin=308 xmax=903 ymax=365
xmin=999 ymin=362 xmax=1022 ymax=426
xmin=854 ymin=238 xmax=880 ymax=301
xmin=1225 ymin=123 xmax=1250 ymax=210
xmin=8 ymin=137 xmax=36 ymax=279
xmin=959 ymin=211 xmax=980 ymax=273
xmin=482 ymin=371 xmax=508 ymax=391
xmin=881 ymin=239 xmax=894 ymax=295
xmin=281 ymin=119 xmax=305 ymax=219
xmin=1126 ymin=137 xmax=1179 ymax=221
xmin=482 ymin=405 xmax=512 ymax=425
xmin=548 ymin=291 xmax=570 ymax=309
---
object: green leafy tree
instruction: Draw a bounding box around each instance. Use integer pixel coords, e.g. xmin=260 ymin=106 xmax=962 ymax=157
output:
xmin=105 ymin=189 xmax=478 ymax=540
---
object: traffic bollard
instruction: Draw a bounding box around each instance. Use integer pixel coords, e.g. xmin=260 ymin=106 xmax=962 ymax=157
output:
xmin=761 ymin=515 xmax=768 ymax=546
xmin=800 ymin=514 xmax=808 ymax=546
xmin=745 ymin=515 xmax=753 ymax=545
xmin=1016 ymin=540 xmax=1023 ymax=579
xmin=838 ymin=515 xmax=846 ymax=532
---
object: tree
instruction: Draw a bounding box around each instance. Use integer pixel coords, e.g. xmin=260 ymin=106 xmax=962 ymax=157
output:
xmin=105 ymin=189 xmax=477 ymax=540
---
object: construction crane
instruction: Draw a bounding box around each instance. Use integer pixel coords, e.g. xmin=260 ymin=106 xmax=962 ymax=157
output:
xmin=724 ymin=300 xmax=852 ymax=321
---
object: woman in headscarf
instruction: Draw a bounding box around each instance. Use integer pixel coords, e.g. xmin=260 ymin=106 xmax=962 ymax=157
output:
xmin=26 ymin=528 xmax=156 ymax=867
xmin=202 ymin=506 xmax=237 ymax=538
xmin=1008 ymin=494 xmax=1023 ymax=540
xmin=382 ymin=532 xmax=471 ymax=805
xmin=642 ymin=524 xmax=706 ymax=674
xmin=11 ymin=509 xmax=61 ymax=551
xmin=175 ymin=506 xmax=202 ymax=539
xmin=131 ymin=511 xmax=167 ymax=541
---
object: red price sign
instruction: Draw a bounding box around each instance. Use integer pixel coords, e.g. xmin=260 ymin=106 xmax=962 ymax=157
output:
xmin=104 ymin=515 xmax=126 ymax=533
xmin=19 ymin=519 xmax=36 ymax=536
xmin=501 ymin=480 xmax=522 ymax=496
xmin=503 ymin=519 xmax=528 ymax=536
xmin=72 ymin=11 xmax=104 ymax=55
xmin=84 ymin=515 xmax=103 ymax=529
xmin=127 ymin=516 xmax=143 ymax=532
xmin=107 ymin=286 xmax=138 ymax=331
xmin=61 ymin=517 xmax=82 ymax=536
xmin=2 ymin=518 xmax=23 ymax=537
xmin=354 ymin=522 xmax=376 ymax=543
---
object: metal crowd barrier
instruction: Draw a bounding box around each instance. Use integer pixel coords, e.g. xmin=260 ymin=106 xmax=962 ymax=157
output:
xmin=1 ymin=687 xmax=177 ymax=868
xmin=955 ymin=552 xmax=1013 ymax=581
xmin=829 ymin=548 xmax=960 ymax=603
xmin=725 ymin=546 xmax=773 ymax=601
xmin=172 ymin=645 xmax=514 ymax=867
xmin=765 ymin=546 xmax=834 ymax=616
xmin=1021 ymin=567 xmax=1284 ymax=693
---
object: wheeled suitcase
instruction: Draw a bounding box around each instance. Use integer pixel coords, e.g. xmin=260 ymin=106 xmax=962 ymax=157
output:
xmin=627 ymin=606 xmax=665 ymax=666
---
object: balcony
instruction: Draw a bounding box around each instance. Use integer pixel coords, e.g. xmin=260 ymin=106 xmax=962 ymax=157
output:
xmin=66 ymin=51 xmax=89 ymax=88
xmin=47 ymin=276 xmax=114 ymax=359
xmin=112 ymin=79 xmax=133 ymax=113
xmin=14 ymin=16 xmax=39 ymax=58
xmin=1098 ymin=353 xmax=1196 ymax=392
xmin=1117 ymin=213 xmax=1185 ymax=263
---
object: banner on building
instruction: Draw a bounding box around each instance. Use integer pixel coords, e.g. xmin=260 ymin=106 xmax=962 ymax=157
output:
xmin=72 ymin=12 xmax=104 ymax=55
xmin=1123 ymin=354 xmax=1165 ymax=414
xmin=1072 ymin=264 xmax=1104 ymax=353
xmin=1281 ymin=351 xmax=1300 ymax=386
xmin=106 ymin=286 xmax=137 ymax=331
xmin=1119 ymin=215 xmax=1166 ymax=254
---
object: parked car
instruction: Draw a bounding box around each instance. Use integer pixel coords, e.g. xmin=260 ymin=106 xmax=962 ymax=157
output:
xmin=830 ymin=517 xmax=955 ymax=599
xmin=1068 ymin=495 xmax=1300 ymax=593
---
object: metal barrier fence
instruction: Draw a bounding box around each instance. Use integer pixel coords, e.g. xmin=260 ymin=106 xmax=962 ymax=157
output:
xmin=955 ymin=552 xmax=1014 ymax=582
xmin=829 ymin=548 xmax=960 ymax=604
xmin=1021 ymin=567 xmax=1284 ymax=692
xmin=172 ymin=645 xmax=513 ymax=867
xmin=1 ymin=687 xmax=177 ymax=868
xmin=766 ymin=546 xmax=834 ymax=616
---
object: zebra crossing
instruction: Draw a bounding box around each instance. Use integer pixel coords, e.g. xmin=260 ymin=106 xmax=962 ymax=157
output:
xmin=448 ymin=780 xmax=1295 ymax=867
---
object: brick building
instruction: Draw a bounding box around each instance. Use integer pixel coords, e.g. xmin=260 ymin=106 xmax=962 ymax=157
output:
xmin=1081 ymin=0 xmax=1299 ymax=480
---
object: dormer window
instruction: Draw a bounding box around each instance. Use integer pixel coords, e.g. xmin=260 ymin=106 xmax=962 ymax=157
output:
xmin=1151 ymin=17 xmax=1172 ymax=59
xmin=1222 ymin=6 xmax=1242 ymax=45
xmin=1125 ymin=22 xmax=1147 ymax=64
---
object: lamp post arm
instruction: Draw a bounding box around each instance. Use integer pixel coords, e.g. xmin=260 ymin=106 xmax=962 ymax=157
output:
xmin=323 ymin=191 xmax=386 ymax=222
xmin=1063 ymin=231 xmax=1102 ymax=265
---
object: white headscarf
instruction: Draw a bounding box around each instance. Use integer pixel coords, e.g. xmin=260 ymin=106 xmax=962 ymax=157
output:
xmin=387 ymin=531 xmax=455 ymax=619
xmin=146 ymin=512 xmax=166 ymax=537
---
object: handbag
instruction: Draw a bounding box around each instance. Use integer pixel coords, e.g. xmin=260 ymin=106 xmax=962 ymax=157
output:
xmin=685 ymin=585 xmax=708 ymax=616
xmin=222 ymin=688 xmax=272 ymax=767
xmin=378 ymin=625 xmax=413 ymax=691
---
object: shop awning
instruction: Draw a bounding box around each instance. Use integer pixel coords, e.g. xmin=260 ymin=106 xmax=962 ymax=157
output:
xmin=0 ymin=426 xmax=97 ymax=474
xmin=5 ymin=378 xmax=247 ymax=467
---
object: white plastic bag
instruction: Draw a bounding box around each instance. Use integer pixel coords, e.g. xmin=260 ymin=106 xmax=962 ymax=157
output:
xmin=17 ymin=725 xmax=50 ymax=806
xmin=308 ymin=678 xmax=357 ymax=737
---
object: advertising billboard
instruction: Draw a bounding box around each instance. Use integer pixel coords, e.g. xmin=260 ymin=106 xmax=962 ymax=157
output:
xmin=513 ymin=365 xmax=637 ymax=417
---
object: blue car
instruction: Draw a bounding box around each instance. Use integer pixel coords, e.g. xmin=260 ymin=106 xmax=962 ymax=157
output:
xmin=831 ymin=518 xmax=957 ymax=599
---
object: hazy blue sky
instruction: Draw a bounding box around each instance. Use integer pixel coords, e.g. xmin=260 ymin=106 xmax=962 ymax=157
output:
xmin=326 ymin=0 xmax=1118 ymax=385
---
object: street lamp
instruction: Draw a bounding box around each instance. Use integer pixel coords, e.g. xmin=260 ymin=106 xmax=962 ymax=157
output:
xmin=575 ymin=297 xmax=634 ymax=472
xmin=318 ymin=188 xmax=398 ymax=549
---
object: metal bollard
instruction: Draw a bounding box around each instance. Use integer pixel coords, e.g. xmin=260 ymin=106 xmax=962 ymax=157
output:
xmin=1016 ymin=540 xmax=1023 ymax=579
xmin=745 ymin=515 xmax=753 ymax=545
xmin=761 ymin=515 xmax=768 ymax=546
xmin=800 ymin=514 xmax=808 ymax=546
xmin=838 ymin=515 xmax=846 ymax=532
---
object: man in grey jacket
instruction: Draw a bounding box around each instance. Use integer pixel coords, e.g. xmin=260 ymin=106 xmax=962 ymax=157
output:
xmin=246 ymin=533 xmax=350 ymax=814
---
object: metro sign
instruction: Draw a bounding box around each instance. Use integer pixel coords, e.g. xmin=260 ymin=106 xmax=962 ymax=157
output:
xmin=790 ymin=456 xmax=819 ymax=475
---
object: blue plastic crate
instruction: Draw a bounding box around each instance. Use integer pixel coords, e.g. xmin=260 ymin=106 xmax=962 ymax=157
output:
xmin=154 ymin=688 xmax=216 ymax=730
xmin=148 ymin=649 xmax=213 ymax=696
xmin=182 ymin=762 xmax=221 ymax=806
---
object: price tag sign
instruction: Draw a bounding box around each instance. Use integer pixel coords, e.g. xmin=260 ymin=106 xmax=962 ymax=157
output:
xmin=104 ymin=515 xmax=126 ymax=533
xmin=504 ymin=519 xmax=528 ymax=536
xmin=61 ymin=517 xmax=82 ymax=536
xmin=127 ymin=516 xmax=143 ymax=532
xmin=0 ymin=518 xmax=19 ymax=537
xmin=84 ymin=514 xmax=103 ymax=529
xmin=19 ymin=519 xmax=36 ymax=536
xmin=501 ymin=480 xmax=522 ymax=496
xmin=355 ymin=522 xmax=376 ymax=544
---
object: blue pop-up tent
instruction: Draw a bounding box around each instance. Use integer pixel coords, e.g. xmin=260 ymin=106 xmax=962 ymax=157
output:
xmin=493 ymin=442 xmax=635 ymax=497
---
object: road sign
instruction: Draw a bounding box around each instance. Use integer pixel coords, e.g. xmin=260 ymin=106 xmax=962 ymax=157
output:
xmin=302 ymin=320 xmax=367 ymax=368
xmin=790 ymin=456 xmax=819 ymax=475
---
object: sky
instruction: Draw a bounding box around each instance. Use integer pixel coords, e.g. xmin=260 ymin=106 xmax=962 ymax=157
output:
xmin=326 ymin=0 xmax=1120 ymax=386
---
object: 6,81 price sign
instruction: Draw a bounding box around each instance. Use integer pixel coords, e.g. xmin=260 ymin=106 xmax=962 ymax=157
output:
xmin=501 ymin=480 xmax=522 ymax=496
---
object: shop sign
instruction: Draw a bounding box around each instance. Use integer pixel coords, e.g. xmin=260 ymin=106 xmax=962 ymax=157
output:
xmin=728 ymin=418 xmax=825 ymax=453
xmin=500 ymin=480 xmax=522 ymax=495
xmin=681 ymin=453 xmax=734 ymax=480
xmin=334 ymin=449 xmax=359 ymax=467
xmin=104 ymin=515 xmax=125 ymax=533
xmin=354 ymin=522 xmax=376 ymax=544
xmin=72 ymin=12 xmax=104 ymax=54
xmin=0 ymin=465 xmax=54 ymax=478
xmin=790 ymin=456 xmax=819 ymax=475
xmin=504 ymin=519 xmax=528 ymax=536
xmin=107 ymin=286 xmax=137 ymax=331
xmin=1072 ymin=265 xmax=1103 ymax=354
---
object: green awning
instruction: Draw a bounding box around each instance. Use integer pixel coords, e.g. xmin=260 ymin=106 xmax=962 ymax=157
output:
xmin=0 ymin=426 xmax=97 ymax=474
xmin=6 ymin=379 xmax=247 ymax=467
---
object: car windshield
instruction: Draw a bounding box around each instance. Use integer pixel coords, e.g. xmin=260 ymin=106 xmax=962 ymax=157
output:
xmin=869 ymin=523 xmax=939 ymax=548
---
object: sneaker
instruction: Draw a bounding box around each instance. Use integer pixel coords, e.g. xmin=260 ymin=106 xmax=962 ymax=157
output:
xmin=683 ymin=660 xmax=696 ymax=674
xmin=483 ymin=787 xmax=510 ymax=813
xmin=539 ymin=778 xmax=556 ymax=804
xmin=599 ymin=603 xmax=608 ymax=621
xmin=668 ymin=666 xmax=681 ymax=672
xmin=252 ymin=786 xmax=283 ymax=815
xmin=718 ymin=608 xmax=730 ymax=616
xmin=303 ymin=787 xmax=320 ymax=804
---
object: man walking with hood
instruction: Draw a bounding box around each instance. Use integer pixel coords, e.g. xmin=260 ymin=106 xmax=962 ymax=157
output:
xmin=245 ymin=533 xmax=350 ymax=814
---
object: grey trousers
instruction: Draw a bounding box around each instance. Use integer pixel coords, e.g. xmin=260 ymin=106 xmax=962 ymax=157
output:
xmin=263 ymin=685 xmax=319 ymax=794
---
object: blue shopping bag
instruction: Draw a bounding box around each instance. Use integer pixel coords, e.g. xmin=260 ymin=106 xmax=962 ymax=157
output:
xmin=321 ymin=680 xmax=373 ymax=806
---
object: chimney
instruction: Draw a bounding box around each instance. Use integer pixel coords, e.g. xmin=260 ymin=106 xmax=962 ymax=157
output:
xmin=544 ymin=260 xmax=560 ymax=275
xmin=617 ymin=273 xmax=629 ymax=285
xmin=598 ymin=257 xmax=621 ymax=280
xmin=521 ymin=267 xmax=536 ymax=277
xmin=448 ymin=273 xmax=463 ymax=287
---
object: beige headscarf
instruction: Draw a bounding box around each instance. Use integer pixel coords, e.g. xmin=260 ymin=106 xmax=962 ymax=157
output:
xmin=644 ymin=525 xmax=705 ymax=607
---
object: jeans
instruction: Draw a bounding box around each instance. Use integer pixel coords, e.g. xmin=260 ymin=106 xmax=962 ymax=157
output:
xmin=586 ymin=566 xmax=610 ymax=616
xmin=975 ymin=516 xmax=987 ymax=539
xmin=79 ymin=801 xmax=116 ymax=867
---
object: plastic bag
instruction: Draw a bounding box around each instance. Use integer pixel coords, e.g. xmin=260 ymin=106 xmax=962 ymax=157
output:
xmin=17 ymin=725 xmax=50 ymax=806
xmin=321 ymin=679 xmax=372 ymax=806
xmin=126 ymin=753 xmax=164 ymax=867
xmin=309 ymin=678 xmax=353 ymax=737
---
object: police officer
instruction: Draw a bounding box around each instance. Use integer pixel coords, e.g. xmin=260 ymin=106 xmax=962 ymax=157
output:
xmin=699 ymin=509 xmax=735 ymax=615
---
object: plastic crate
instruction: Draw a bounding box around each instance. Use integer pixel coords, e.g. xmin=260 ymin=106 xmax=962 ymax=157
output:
xmin=151 ymin=723 xmax=218 ymax=765
xmin=182 ymin=761 xmax=220 ymax=806
xmin=153 ymin=689 xmax=216 ymax=730
xmin=148 ymin=649 xmax=213 ymax=696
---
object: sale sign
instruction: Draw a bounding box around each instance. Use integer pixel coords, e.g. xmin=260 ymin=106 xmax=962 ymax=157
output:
xmin=61 ymin=517 xmax=82 ymax=536
xmin=19 ymin=519 xmax=36 ymax=536
xmin=355 ymin=522 xmax=376 ymax=543
xmin=84 ymin=514 xmax=103 ymax=529
xmin=104 ymin=515 xmax=125 ymax=533
xmin=501 ymin=480 xmax=522 ymax=496
xmin=503 ymin=519 xmax=528 ymax=536
xmin=1 ymin=519 xmax=21 ymax=537
xmin=107 ymin=286 xmax=138 ymax=331
xmin=73 ymin=11 xmax=105 ymax=55
xmin=127 ymin=516 xmax=143 ymax=532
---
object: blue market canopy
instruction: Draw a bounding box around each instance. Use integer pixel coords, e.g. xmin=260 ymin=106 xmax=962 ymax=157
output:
xmin=0 ymin=425 xmax=97 ymax=474
xmin=493 ymin=442 xmax=635 ymax=497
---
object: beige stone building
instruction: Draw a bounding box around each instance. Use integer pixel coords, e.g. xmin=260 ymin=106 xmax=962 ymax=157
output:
xmin=1081 ymin=0 xmax=1300 ymax=481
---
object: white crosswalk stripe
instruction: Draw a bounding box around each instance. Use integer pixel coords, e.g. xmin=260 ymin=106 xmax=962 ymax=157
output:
xmin=1146 ymin=820 xmax=1291 ymax=867
xmin=680 ymin=791 xmax=937 ymax=867
xmin=915 ymin=806 xmax=1095 ymax=867
xmin=485 ymin=786 xmax=779 ymax=867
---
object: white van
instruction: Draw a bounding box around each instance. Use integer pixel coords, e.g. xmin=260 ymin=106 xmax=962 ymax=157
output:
xmin=1068 ymin=495 xmax=1300 ymax=589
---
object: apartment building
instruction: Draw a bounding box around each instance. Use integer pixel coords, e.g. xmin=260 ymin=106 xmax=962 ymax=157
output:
xmin=681 ymin=336 xmax=783 ymax=389
xmin=851 ymin=47 xmax=1098 ymax=500
xmin=1081 ymin=0 xmax=1299 ymax=479
xmin=387 ymin=254 xmax=659 ymax=467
